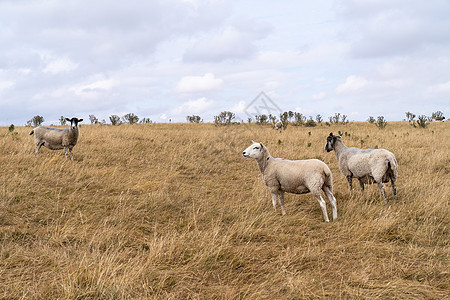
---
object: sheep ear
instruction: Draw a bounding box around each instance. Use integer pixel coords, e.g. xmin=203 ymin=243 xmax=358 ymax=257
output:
xmin=251 ymin=140 xmax=255 ymax=144
xmin=259 ymin=142 xmax=264 ymax=149
xmin=339 ymin=132 xmax=343 ymax=137
xmin=65 ymin=118 xmax=70 ymax=122
xmin=329 ymin=132 xmax=333 ymax=137
xmin=78 ymin=119 xmax=83 ymax=122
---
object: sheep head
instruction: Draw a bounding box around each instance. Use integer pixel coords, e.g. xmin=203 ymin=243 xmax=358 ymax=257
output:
xmin=242 ymin=141 xmax=266 ymax=159
xmin=65 ymin=117 xmax=83 ymax=130
xmin=325 ymin=132 xmax=341 ymax=152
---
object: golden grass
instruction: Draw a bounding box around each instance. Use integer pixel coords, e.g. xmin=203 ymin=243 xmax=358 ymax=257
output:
xmin=0 ymin=122 xmax=448 ymax=299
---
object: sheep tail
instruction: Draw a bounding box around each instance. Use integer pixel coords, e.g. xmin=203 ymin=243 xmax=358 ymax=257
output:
xmin=385 ymin=156 xmax=398 ymax=179
xmin=324 ymin=166 xmax=333 ymax=188
xmin=29 ymin=129 xmax=34 ymax=135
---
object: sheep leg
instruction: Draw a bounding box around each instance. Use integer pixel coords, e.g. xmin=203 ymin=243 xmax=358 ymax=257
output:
xmin=377 ymin=182 xmax=387 ymax=203
xmin=323 ymin=186 xmax=337 ymax=221
xmin=346 ymin=176 xmax=353 ymax=191
xmin=358 ymin=179 xmax=365 ymax=193
xmin=64 ymin=147 xmax=69 ymax=159
xmin=391 ymin=177 xmax=397 ymax=201
xmin=34 ymin=142 xmax=44 ymax=155
xmin=69 ymin=147 xmax=74 ymax=160
xmin=278 ymin=192 xmax=286 ymax=216
xmin=271 ymin=192 xmax=278 ymax=212
xmin=313 ymin=193 xmax=329 ymax=222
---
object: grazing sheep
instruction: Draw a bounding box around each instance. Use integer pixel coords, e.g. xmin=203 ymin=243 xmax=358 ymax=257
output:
xmin=325 ymin=133 xmax=398 ymax=202
xmin=274 ymin=121 xmax=282 ymax=130
xmin=29 ymin=117 xmax=83 ymax=159
xmin=242 ymin=141 xmax=337 ymax=222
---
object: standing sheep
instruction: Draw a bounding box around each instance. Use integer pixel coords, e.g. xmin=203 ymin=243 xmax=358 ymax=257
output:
xmin=242 ymin=141 xmax=337 ymax=222
xmin=325 ymin=133 xmax=398 ymax=202
xmin=29 ymin=117 xmax=83 ymax=159
xmin=274 ymin=121 xmax=282 ymax=130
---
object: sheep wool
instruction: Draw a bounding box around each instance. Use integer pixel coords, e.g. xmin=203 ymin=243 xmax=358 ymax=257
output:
xmin=325 ymin=132 xmax=398 ymax=201
xmin=243 ymin=141 xmax=337 ymax=222
xmin=30 ymin=117 xmax=83 ymax=159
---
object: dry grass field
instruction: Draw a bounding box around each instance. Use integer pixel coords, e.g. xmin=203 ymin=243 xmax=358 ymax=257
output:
xmin=0 ymin=121 xmax=448 ymax=299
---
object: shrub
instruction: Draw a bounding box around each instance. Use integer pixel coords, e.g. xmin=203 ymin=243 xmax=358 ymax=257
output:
xmin=375 ymin=116 xmax=387 ymax=129
xmin=109 ymin=115 xmax=121 ymax=125
xmin=367 ymin=116 xmax=375 ymax=124
xmin=186 ymin=115 xmax=201 ymax=123
xmin=305 ymin=117 xmax=317 ymax=127
xmin=28 ymin=115 xmax=44 ymax=127
xmin=293 ymin=112 xmax=306 ymax=126
xmin=255 ymin=114 xmax=269 ymax=125
xmin=59 ymin=116 xmax=67 ymax=126
xmin=140 ymin=118 xmax=152 ymax=124
xmin=89 ymin=114 xmax=99 ymax=124
xmin=416 ymin=115 xmax=430 ymax=128
xmin=214 ymin=111 xmax=235 ymax=126
xmin=122 ymin=113 xmax=139 ymax=124
xmin=315 ymin=114 xmax=323 ymax=124
xmin=431 ymin=111 xmax=445 ymax=121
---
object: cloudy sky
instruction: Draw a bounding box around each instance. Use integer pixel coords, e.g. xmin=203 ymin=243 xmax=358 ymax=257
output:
xmin=1 ymin=0 xmax=449 ymax=125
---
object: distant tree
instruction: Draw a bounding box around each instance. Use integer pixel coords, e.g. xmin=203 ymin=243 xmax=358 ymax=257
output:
xmin=279 ymin=112 xmax=289 ymax=129
xmin=255 ymin=114 xmax=268 ymax=125
xmin=29 ymin=115 xmax=44 ymax=127
xmin=367 ymin=116 xmax=376 ymax=124
xmin=293 ymin=112 xmax=305 ymax=126
xmin=416 ymin=115 xmax=430 ymax=128
xmin=89 ymin=114 xmax=99 ymax=124
xmin=375 ymin=116 xmax=387 ymax=129
xmin=406 ymin=112 xmax=416 ymax=126
xmin=186 ymin=115 xmax=201 ymax=123
xmin=431 ymin=111 xmax=445 ymax=121
xmin=315 ymin=114 xmax=323 ymax=124
xmin=122 ymin=113 xmax=139 ymax=124
xmin=59 ymin=116 xmax=67 ymax=126
xmin=109 ymin=115 xmax=121 ymax=125
xmin=214 ymin=111 xmax=235 ymax=126
xmin=247 ymin=117 xmax=252 ymax=124
xmin=305 ymin=117 xmax=317 ymax=127
xmin=268 ymin=114 xmax=277 ymax=126
xmin=140 ymin=117 xmax=152 ymax=124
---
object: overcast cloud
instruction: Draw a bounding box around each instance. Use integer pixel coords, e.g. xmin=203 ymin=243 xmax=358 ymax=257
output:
xmin=0 ymin=0 xmax=449 ymax=125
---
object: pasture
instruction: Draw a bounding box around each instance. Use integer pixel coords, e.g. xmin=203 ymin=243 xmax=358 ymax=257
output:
xmin=0 ymin=122 xmax=448 ymax=299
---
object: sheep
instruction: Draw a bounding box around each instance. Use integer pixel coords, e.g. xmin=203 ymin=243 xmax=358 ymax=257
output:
xmin=29 ymin=117 xmax=83 ymax=159
xmin=324 ymin=133 xmax=398 ymax=202
xmin=242 ymin=141 xmax=337 ymax=222
xmin=274 ymin=121 xmax=282 ymax=130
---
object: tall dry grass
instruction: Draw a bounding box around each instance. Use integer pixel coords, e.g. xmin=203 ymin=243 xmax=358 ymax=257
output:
xmin=0 ymin=122 xmax=448 ymax=299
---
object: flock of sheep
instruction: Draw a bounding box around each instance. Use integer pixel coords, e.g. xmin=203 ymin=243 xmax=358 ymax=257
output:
xmin=30 ymin=117 xmax=398 ymax=222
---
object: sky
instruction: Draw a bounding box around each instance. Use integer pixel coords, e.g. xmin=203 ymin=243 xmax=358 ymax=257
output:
xmin=0 ymin=0 xmax=449 ymax=126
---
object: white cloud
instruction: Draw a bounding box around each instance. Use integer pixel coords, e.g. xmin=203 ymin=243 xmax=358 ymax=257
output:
xmin=183 ymin=20 xmax=271 ymax=62
xmin=160 ymin=113 xmax=167 ymax=120
xmin=230 ymin=101 xmax=246 ymax=114
xmin=43 ymin=57 xmax=78 ymax=74
xmin=335 ymin=75 xmax=409 ymax=96
xmin=175 ymin=73 xmax=223 ymax=93
xmin=312 ymin=92 xmax=326 ymax=100
xmin=172 ymin=97 xmax=215 ymax=115
xmin=426 ymin=81 xmax=450 ymax=95
xmin=69 ymin=76 xmax=117 ymax=97
xmin=0 ymin=80 xmax=15 ymax=93
xmin=335 ymin=75 xmax=369 ymax=94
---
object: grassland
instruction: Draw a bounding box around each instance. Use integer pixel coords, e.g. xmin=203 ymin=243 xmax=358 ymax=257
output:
xmin=0 ymin=121 xmax=448 ymax=299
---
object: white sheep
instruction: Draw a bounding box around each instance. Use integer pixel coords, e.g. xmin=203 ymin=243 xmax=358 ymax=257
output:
xmin=242 ymin=141 xmax=337 ymax=222
xmin=274 ymin=121 xmax=282 ymax=130
xmin=29 ymin=117 xmax=83 ymax=159
xmin=325 ymin=132 xmax=398 ymax=202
